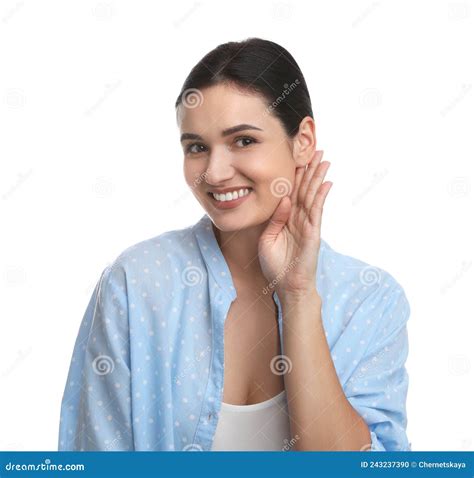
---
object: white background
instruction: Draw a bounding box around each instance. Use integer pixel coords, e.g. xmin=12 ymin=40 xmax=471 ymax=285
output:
xmin=0 ymin=0 xmax=473 ymax=451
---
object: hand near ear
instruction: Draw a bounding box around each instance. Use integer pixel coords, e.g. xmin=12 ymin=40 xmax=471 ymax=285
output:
xmin=258 ymin=149 xmax=332 ymax=297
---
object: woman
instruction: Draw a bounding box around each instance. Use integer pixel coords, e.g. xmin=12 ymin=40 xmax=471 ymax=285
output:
xmin=58 ymin=37 xmax=411 ymax=452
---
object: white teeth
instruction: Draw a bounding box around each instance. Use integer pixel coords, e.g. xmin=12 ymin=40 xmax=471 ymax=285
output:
xmin=212 ymin=188 xmax=251 ymax=202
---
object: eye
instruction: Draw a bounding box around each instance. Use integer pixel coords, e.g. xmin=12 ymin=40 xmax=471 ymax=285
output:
xmin=185 ymin=143 xmax=208 ymax=155
xmin=234 ymin=136 xmax=258 ymax=148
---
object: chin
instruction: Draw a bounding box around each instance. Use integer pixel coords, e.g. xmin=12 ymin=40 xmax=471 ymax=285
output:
xmin=209 ymin=211 xmax=271 ymax=234
xmin=209 ymin=215 xmax=252 ymax=233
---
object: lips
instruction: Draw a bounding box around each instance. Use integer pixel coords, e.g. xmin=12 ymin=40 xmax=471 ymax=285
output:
xmin=207 ymin=188 xmax=253 ymax=210
xmin=209 ymin=187 xmax=252 ymax=201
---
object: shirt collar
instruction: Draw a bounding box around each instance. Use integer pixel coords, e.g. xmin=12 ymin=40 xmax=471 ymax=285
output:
xmin=193 ymin=212 xmax=326 ymax=304
xmin=193 ymin=213 xmax=284 ymax=355
xmin=193 ymin=213 xmax=237 ymax=302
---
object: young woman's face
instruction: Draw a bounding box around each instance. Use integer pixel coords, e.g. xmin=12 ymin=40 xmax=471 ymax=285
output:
xmin=177 ymin=82 xmax=303 ymax=232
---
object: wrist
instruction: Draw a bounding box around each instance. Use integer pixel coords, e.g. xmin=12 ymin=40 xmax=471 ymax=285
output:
xmin=279 ymin=287 xmax=322 ymax=307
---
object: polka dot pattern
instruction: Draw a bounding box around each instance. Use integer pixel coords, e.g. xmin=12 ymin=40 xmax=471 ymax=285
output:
xmin=58 ymin=214 xmax=411 ymax=451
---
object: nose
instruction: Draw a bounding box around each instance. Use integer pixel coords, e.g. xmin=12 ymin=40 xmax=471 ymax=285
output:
xmin=204 ymin=146 xmax=235 ymax=185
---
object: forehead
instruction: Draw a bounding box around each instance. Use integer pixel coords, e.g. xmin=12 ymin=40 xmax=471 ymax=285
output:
xmin=177 ymin=83 xmax=272 ymax=133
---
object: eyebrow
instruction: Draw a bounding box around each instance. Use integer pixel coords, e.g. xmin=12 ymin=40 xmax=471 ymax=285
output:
xmin=180 ymin=124 xmax=263 ymax=143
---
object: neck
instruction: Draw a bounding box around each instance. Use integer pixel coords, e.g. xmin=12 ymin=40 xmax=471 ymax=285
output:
xmin=212 ymin=221 xmax=269 ymax=280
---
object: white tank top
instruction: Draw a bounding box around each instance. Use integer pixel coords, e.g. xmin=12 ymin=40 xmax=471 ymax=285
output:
xmin=211 ymin=390 xmax=292 ymax=451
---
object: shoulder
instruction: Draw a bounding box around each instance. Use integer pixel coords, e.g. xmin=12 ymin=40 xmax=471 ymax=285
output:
xmin=109 ymin=222 xmax=200 ymax=272
xmin=96 ymin=221 xmax=205 ymax=300
xmin=318 ymin=238 xmax=410 ymax=343
xmin=319 ymin=237 xmax=408 ymax=301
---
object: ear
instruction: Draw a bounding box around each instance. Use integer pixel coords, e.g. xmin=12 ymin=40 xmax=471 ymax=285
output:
xmin=291 ymin=116 xmax=317 ymax=168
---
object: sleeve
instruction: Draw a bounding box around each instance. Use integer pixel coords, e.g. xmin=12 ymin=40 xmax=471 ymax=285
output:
xmin=346 ymin=281 xmax=412 ymax=452
xmin=58 ymin=262 xmax=134 ymax=451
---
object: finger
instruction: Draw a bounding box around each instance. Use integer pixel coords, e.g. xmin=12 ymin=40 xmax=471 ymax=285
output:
xmin=261 ymin=196 xmax=292 ymax=242
xmin=304 ymin=161 xmax=331 ymax=212
xmin=290 ymin=166 xmax=305 ymax=207
xmin=298 ymin=150 xmax=320 ymax=205
xmin=310 ymin=181 xmax=333 ymax=230
xmin=298 ymin=150 xmax=324 ymax=206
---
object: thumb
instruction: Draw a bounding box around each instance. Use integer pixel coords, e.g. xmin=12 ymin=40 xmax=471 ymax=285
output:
xmin=261 ymin=196 xmax=291 ymax=242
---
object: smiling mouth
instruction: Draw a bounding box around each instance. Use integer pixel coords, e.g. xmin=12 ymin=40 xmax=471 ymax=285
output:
xmin=206 ymin=188 xmax=253 ymax=209
xmin=207 ymin=187 xmax=252 ymax=202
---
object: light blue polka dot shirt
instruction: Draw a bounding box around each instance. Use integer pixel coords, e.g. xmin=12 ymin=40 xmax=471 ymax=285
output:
xmin=58 ymin=213 xmax=412 ymax=451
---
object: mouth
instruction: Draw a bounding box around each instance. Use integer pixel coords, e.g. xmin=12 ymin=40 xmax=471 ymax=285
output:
xmin=206 ymin=188 xmax=253 ymax=210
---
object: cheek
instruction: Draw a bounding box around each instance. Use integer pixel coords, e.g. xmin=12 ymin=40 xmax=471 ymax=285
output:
xmin=245 ymin=153 xmax=294 ymax=196
xmin=183 ymin=161 xmax=204 ymax=188
xmin=241 ymin=152 xmax=278 ymax=180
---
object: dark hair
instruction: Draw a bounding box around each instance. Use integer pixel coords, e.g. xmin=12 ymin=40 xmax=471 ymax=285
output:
xmin=175 ymin=37 xmax=313 ymax=138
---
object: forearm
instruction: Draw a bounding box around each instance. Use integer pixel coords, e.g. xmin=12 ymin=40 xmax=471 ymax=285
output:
xmin=280 ymin=288 xmax=371 ymax=451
